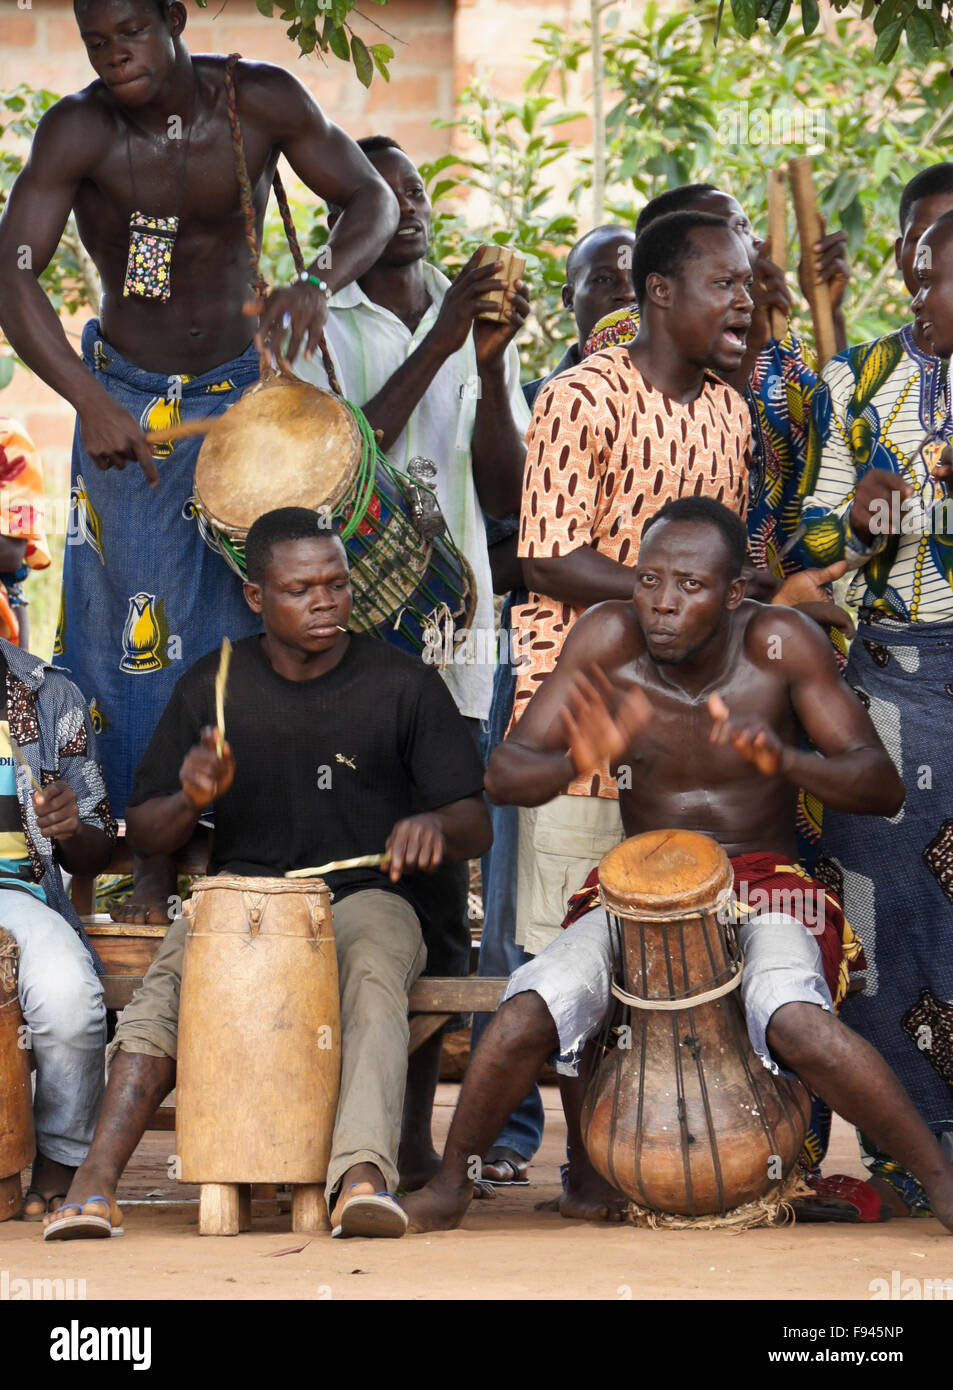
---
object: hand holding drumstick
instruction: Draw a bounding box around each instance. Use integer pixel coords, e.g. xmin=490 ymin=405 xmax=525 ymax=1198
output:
xmin=179 ymin=727 xmax=235 ymax=809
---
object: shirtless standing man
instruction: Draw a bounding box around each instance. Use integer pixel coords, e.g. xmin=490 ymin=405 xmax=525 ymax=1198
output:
xmin=0 ymin=0 xmax=397 ymax=918
xmin=402 ymin=498 xmax=953 ymax=1234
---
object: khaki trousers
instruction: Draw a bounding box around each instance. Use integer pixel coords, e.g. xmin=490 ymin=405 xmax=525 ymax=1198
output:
xmin=110 ymin=887 xmax=426 ymax=1208
xmin=516 ymin=794 xmax=625 ymax=956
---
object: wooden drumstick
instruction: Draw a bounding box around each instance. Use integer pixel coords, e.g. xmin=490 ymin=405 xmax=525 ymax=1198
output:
xmin=214 ymin=637 xmax=232 ymax=760
xmin=767 ymin=167 xmax=788 ymax=343
xmin=286 ymin=852 xmax=392 ymax=879
xmin=144 ymin=418 xmax=214 ymax=446
xmin=788 ymin=156 xmax=837 ymax=367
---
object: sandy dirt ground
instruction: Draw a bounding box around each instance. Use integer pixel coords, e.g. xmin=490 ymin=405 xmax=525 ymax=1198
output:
xmin=2 ymin=1085 xmax=951 ymax=1302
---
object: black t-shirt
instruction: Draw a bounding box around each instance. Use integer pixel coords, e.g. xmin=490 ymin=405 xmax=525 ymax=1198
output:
xmin=127 ymin=634 xmax=485 ymax=903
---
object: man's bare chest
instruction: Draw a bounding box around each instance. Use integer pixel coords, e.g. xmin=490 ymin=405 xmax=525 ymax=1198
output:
xmin=617 ymin=664 xmax=794 ymax=786
xmin=75 ymin=118 xmax=275 ymax=235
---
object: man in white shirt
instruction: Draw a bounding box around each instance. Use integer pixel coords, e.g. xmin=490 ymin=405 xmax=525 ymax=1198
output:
xmin=294 ymin=136 xmax=530 ymax=1188
xmin=295 ymin=135 xmax=530 ymax=723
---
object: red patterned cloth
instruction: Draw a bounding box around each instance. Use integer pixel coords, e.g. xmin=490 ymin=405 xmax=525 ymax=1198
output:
xmin=562 ymin=851 xmax=864 ymax=1011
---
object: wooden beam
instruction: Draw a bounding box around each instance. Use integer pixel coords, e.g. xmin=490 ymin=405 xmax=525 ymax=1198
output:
xmin=105 ymin=974 xmax=509 ymax=1015
xmin=407 ymin=978 xmax=506 ymax=1012
xmin=409 ymin=1013 xmax=451 ymax=1053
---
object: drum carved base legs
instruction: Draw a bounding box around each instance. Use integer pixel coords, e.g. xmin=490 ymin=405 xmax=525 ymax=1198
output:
xmin=196 ymin=1181 xmax=328 ymax=1234
xmin=0 ymin=1172 xmax=23 ymax=1223
xmin=292 ymin=1183 xmax=329 ymax=1234
xmin=198 ymin=1182 xmax=242 ymax=1236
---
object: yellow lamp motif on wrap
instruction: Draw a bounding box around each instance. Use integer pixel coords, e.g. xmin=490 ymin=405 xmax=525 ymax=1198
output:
xmin=70 ymin=475 xmax=105 ymax=564
xmin=120 ymin=593 xmax=169 ymax=674
xmin=88 ymin=698 xmax=106 ymax=735
xmin=140 ymin=377 xmax=193 ymax=460
xmin=53 ymin=594 xmax=65 ymax=657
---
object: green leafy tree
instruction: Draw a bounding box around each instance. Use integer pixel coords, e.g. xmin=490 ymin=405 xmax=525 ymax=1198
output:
xmin=238 ymin=0 xmax=396 ymax=81
xmin=520 ymin=0 xmax=953 ymax=348
xmin=710 ymin=0 xmax=951 ymax=63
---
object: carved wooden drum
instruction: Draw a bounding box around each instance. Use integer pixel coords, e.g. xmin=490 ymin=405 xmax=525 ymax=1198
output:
xmin=581 ymin=830 xmax=810 ymax=1217
xmin=176 ymin=876 xmax=340 ymax=1234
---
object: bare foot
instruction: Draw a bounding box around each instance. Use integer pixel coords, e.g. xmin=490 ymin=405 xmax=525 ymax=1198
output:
xmin=41 ymin=1163 xmax=121 ymax=1234
xmin=535 ymin=1166 xmax=626 ymax=1223
xmin=401 ymin=1177 xmax=473 ymax=1234
xmin=23 ymin=1154 xmax=74 ymax=1218
xmin=398 ymin=1146 xmax=442 ymax=1192
xmin=109 ymin=854 xmax=178 ymax=926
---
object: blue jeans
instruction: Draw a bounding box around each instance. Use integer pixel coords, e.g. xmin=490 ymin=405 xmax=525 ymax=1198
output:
xmin=471 ymin=589 xmax=544 ymax=1163
xmin=2 ymin=886 xmax=106 ymax=1167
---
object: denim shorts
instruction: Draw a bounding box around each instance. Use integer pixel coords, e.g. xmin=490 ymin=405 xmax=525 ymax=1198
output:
xmin=501 ymin=905 xmax=832 ymax=1078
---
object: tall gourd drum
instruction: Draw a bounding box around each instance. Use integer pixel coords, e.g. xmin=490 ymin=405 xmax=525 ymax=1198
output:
xmin=581 ymin=831 xmax=810 ymax=1216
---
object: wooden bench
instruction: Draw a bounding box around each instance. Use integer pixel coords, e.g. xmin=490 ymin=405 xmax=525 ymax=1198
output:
xmin=74 ymin=837 xmax=506 ymax=1132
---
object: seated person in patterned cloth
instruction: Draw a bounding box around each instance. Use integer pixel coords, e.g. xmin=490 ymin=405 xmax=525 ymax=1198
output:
xmin=44 ymin=507 xmax=490 ymax=1243
xmin=401 ymin=498 xmax=953 ymax=1234
xmin=0 ymin=637 xmax=116 ymax=1220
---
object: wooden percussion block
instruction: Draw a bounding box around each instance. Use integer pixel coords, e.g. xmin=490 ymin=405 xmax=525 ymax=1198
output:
xmin=474 ymin=244 xmax=526 ymax=322
xmin=198 ymin=1183 xmax=241 ymax=1236
xmin=291 ymin=1184 xmax=329 ymax=1234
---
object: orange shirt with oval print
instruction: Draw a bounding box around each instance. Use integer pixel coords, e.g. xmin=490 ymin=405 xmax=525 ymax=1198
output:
xmin=511 ymin=347 xmax=750 ymax=798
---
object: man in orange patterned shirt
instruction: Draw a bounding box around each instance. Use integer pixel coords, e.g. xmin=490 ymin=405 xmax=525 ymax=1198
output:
xmin=511 ymin=211 xmax=753 ymax=955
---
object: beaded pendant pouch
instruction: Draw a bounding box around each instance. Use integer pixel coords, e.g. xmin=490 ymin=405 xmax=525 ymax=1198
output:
xmin=123 ymin=211 xmax=179 ymax=301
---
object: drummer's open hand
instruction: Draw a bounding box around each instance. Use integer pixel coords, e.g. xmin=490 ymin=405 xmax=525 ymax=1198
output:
xmin=385 ymin=813 xmax=446 ymax=879
xmin=79 ymin=391 xmax=159 ymax=487
xmin=561 ymin=667 xmax=654 ymax=776
xmin=708 ymin=693 xmax=785 ymax=777
xmin=33 ymin=781 xmax=80 ymax=841
xmin=255 ymin=279 xmax=329 ymax=372
xmin=179 ymin=726 xmax=235 ymax=809
xmin=798 ymin=216 xmax=850 ymax=315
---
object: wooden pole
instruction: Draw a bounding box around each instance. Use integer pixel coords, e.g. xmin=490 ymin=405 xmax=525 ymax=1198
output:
xmin=767 ymin=167 xmax=788 ymax=344
xmin=788 ymin=156 xmax=837 ymax=367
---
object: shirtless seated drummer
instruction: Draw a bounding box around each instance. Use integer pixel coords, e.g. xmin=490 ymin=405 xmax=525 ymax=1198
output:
xmin=402 ymin=496 xmax=953 ymax=1234
xmin=44 ymin=506 xmax=491 ymax=1242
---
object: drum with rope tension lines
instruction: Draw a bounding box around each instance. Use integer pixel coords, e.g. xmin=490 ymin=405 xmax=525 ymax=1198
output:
xmin=183 ymin=372 xmax=476 ymax=657
xmin=189 ymin=52 xmax=475 ymax=657
xmin=581 ymin=830 xmax=810 ymax=1217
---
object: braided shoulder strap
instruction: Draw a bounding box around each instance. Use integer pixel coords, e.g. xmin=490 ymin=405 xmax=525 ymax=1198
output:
xmin=222 ymin=53 xmax=342 ymax=395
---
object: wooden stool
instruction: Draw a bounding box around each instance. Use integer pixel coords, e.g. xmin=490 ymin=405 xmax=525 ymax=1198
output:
xmin=0 ymin=928 xmax=34 ymax=1221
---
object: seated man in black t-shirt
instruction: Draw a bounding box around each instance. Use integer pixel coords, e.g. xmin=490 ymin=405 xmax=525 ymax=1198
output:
xmin=44 ymin=508 xmax=491 ymax=1243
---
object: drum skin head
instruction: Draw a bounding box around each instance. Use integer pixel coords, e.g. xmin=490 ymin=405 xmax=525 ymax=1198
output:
xmin=599 ymin=829 xmax=732 ymax=918
xmin=194 ymin=378 xmax=361 ymax=534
